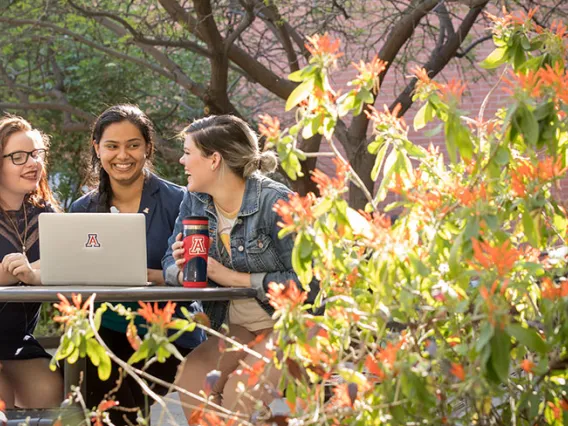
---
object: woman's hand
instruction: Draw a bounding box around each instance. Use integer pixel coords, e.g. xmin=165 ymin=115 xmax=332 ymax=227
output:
xmin=171 ymin=233 xmax=185 ymax=270
xmin=1 ymin=253 xmax=41 ymax=285
xmin=207 ymin=257 xmax=251 ymax=288
xmin=147 ymin=268 xmax=165 ymax=286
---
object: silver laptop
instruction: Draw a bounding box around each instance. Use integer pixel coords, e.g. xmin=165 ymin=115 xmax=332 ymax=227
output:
xmin=39 ymin=213 xmax=148 ymax=286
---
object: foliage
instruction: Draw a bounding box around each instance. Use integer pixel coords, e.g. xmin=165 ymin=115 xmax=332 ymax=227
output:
xmin=261 ymin=9 xmax=568 ymax=425
xmin=31 ymin=8 xmax=568 ymax=426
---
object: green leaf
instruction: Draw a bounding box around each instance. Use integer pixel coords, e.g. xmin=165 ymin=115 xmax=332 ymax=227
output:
xmin=506 ymin=323 xmax=547 ymax=354
xmin=515 ymin=105 xmax=539 ymax=146
xmin=128 ymin=339 xmax=151 ymax=364
xmin=489 ymin=329 xmax=511 ymax=384
xmin=476 ymin=323 xmax=495 ymax=353
xmin=448 ymin=232 xmax=464 ymax=277
xmin=86 ymin=339 xmax=101 ymax=366
xmin=337 ymin=92 xmax=356 ymax=117
xmin=371 ymin=143 xmax=389 ymax=181
xmin=480 ymin=47 xmax=509 ymax=69
xmin=292 ymin=233 xmax=313 ymax=285
xmin=285 ymin=78 xmax=314 ymax=111
xmin=288 ymin=65 xmax=316 ymax=82
xmin=413 ymin=102 xmax=433 ymax=130
xmin=522 ymin=206 xmax=539 ymax=247
xmin=97 ymin=351 xmax=112 ymax=381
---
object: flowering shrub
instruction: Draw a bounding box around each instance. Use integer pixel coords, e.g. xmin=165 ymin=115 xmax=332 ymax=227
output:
xmin=260 ymin=8 xmax=568 ymax=426
xmin=43 ymin=8 xmax=568 ymax=426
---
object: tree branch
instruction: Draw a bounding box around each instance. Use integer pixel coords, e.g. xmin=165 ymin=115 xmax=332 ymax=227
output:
xmin=455 ymin=34 xmax=492 ymax=58
xmin=224 ymin=0 xmax=255 ymax=56
xmin=345 ymin=0 xmax=440 ymax=152
xmin=95 ymin=17 xmax=207 ymax=100
xmin=67 ymin=0 xmax=212 ymax=58
xmin=158 ymin=0 xmax=296 ymax=100
xmin=254 ymin=0 xmax=301 ymax=72
xmin=390 ymin=1 xmax=490 ymax=115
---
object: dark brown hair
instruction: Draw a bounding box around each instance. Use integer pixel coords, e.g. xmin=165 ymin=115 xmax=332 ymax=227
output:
xmin=87 ymin=104 xmax=155 ymax=211
xmin=0 ymin=114 xmax=58 ymax=210
xmin=183 ymin=115 xmax=277 ymax=178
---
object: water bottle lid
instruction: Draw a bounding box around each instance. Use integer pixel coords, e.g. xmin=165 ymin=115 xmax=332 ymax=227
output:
xmin=183 ymin=216 xmax=209 ymax=226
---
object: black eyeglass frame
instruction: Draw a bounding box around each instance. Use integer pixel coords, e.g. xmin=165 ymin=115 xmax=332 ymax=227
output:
xmin=2 ymin=149 xmax=47 ymax=165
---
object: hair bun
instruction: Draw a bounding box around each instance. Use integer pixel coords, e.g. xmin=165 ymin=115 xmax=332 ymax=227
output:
xmin=258 ymin=151 xmax=278 ymax=174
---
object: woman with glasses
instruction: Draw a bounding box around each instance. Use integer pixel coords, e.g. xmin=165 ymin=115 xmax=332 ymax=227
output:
xmin=0 ymin=115 xmax=63 ymax=409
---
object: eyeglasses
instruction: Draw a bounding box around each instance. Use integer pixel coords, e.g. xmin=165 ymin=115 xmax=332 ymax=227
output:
xmin=2 ymin=149 xmax=47 ymax=165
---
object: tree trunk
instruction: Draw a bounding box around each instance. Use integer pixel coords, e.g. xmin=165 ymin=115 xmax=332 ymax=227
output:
xmin=294 ymin=134 xmax=322 ymax=196
xmin=348 ymin=145 xmax=375 ymax=210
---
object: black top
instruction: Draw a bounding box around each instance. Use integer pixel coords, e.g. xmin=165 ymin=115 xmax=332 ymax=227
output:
xmin=0 ymin=201 xmax=54 ymax=350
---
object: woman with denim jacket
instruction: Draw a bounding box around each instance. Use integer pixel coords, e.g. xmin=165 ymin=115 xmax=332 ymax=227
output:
xmin=162 ymin=115 xmax=319 ymax=421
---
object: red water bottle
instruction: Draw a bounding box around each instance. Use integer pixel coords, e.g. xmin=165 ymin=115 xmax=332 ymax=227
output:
xmin=182 ymin=216 xmax=209 ymax=288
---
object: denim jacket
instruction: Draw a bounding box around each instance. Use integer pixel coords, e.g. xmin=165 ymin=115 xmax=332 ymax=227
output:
xmin=162 ymin=173 xmax=319 ymax=330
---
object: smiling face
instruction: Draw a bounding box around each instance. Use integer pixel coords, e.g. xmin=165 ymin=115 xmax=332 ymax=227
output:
xmin=180 ymin=135 xmax=218 ymax=193
xmin=0 ymin=130 xmax=45 ymax=207
xmin=94 ymin=120 xmax=149 ymax=186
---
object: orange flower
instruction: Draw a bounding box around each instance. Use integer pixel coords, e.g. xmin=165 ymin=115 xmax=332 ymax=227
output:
xmin=137 ymin=301 xmax=176 ymax=328
xmin=486 ymin=6 xmax=539 ymax=29
xmin=541 ymin=277 xmax=561 ymax=300
xmin=439 ymin=79 xmax=467 ymax=103
xmin=471 ymin=238 xmax=520 ymax=276
xmin=536 ymin=156 xmax=566 ymax=181
xmin=548 ymin=401 xmax=562 ymax=420
xmin=258 ymin=114 xmax=281 ymax=140
xmin=126 ymin=321 xmax=141 ymax=351
xmin=273 ymin=192 xmax=316 ymax=229
xmin=503 ymin=69 xmax=542 ymax=97
xmin=450 ymin=363 xmax=465 ymax=381
xmin=305 ymin=33 xmax=343 ymax=62
xmin=267 ymin=280 xmax=308 ymax=311
xmin=331 ymin=383 xmax=355 ymax=408
xmin=520 ymin=359 xmax=535 ymax=373
xmin=453 ymin=181 xmax=487 ymax=207
xmin=351 ymin=55 xmax=387 ymax=93
xmin=53 ymin=293 xmax=95 ymax=324
xmin=311 ymin=158 xmax=349 ymax=193
xmin=366 ymin=103 xmax=407 ymax=132
xmin=97 ymin=399 xmax=119 ymax=412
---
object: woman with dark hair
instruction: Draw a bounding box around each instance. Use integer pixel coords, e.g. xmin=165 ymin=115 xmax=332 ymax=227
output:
xmin=70 ymin=104 xmax=204 ymax=425
xmin=0 ymin=115 xmax=63 ymax=408
xmin=162 ymin=115 xmax=319 ymax=421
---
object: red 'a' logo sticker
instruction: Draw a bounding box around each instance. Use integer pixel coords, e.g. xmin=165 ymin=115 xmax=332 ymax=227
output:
xmin=189 ymin=236 xmax=207 ymax=255
xmin=85 ymin=233 xmax=101 ymax=248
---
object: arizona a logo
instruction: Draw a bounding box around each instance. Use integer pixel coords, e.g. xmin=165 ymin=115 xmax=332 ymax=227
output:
xmin=85 ymin=233 xmax=101 ymax=248
xmin=188 ymin=236 xmax=207 ymax=255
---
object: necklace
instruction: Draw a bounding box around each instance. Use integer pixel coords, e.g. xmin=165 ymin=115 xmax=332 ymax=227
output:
xmin=4 ymin=202 xmax=28 ymax=253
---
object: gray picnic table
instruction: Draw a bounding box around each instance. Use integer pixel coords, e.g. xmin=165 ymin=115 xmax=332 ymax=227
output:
xmin=0 ymin=285 xmax=256 ymax=395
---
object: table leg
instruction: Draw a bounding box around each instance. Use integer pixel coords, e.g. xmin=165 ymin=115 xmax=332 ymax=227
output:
xmin=64 ymin=357 xmax=87 ymax=401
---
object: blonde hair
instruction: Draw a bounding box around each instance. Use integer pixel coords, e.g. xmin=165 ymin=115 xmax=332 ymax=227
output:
xmin=183 ymin=115 xmax=277 ymax=178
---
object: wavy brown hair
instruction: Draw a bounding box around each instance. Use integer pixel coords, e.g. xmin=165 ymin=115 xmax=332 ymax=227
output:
xmin=0 ymin=115 xmax=59 ymax=210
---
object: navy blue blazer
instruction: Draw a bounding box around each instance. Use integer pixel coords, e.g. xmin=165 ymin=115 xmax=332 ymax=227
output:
xmin=69 ymin=172 xmax=205 ymax=349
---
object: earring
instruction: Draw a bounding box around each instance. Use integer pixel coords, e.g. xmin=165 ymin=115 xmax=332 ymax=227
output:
xmin=211 ymin=165 xmax=215 ymax=170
